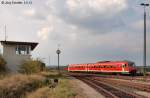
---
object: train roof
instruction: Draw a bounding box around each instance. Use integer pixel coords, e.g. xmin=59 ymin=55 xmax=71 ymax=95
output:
xmin=69 ymin=61 xmax=135 ymax=66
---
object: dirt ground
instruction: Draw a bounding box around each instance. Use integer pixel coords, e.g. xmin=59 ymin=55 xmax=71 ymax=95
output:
xmin=69 ymin=77 xmax=105 ymax=98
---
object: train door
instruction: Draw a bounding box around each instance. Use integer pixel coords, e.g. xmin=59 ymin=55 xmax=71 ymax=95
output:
xmin=122 ymin=64 xmax=125 ymax=72
xmin=86 ymin=64 xmax=88 ymax=72
xmin=122 ymin=64 xmax=127 ymax=73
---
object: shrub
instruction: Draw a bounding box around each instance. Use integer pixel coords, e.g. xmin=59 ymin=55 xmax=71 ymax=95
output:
xmin=0 ymin=55 xmax=7 ymax=73
xmin=18 ymin=59 xmax=45 ymax=74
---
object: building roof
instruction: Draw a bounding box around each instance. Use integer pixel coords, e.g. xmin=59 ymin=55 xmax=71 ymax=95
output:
xmin=0 ymin=41 xmax=38 ymax=50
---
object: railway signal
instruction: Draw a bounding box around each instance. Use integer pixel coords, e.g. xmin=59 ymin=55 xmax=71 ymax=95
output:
xmin=140 ymin=3 xmax=149 ymax=76
xmin=56 ymin=48 xmax=61 ymax=74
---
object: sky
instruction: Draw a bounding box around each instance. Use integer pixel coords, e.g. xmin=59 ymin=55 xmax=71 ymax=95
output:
xmin=0 ymin=0 xmax=150 ymax=66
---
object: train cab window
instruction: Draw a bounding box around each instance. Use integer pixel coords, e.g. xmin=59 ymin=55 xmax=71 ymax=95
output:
xmin=128 ymin=62 xmax=135 ymax=67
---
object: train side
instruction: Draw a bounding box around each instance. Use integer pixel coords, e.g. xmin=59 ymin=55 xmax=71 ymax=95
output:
xmin=68 ymin=61 xmax=137 ymax=74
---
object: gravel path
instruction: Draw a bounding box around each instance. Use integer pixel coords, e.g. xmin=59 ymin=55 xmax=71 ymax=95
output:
xmin=69 ymin=78 xmax=105 ymax=98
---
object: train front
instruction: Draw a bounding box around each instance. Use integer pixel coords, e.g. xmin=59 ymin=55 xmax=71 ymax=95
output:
xmin=127 ymin=61 xmax=137 ymax=75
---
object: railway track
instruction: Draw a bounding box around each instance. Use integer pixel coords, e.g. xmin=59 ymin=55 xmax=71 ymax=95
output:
xmin=94 ymin=77 xmax=150 ymax=93
xmin=74 ymin=76 xmax=144 ymax=98
xmin=69 ymin=72 xmax=150 ymax=82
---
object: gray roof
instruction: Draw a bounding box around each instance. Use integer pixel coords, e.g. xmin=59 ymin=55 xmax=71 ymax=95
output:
xmin=0 ymin=41 xmax=38 ymax=50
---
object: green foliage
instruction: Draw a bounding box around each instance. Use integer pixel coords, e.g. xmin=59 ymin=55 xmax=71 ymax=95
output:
xmin=0 ymin=55 xmax=7 ymax=73
xmin=18 ymin=59 xmax=45 ymax=74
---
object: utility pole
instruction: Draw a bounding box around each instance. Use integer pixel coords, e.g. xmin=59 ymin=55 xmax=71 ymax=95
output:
xmin=4 ymin=25 xmax=7 ymax=41
xmin=140 ymin=3 xmax=149 ymax=76
xmin=49 ymin=56 xmax=51 ymax=66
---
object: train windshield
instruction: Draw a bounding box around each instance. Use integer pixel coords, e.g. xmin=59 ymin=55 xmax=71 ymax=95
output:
xmin=128 ymin=62 xmax=135 ymax=67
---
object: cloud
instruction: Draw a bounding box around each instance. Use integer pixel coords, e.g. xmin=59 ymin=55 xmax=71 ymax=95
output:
xmin=37 ymin=26 xmax=53 ymax=40
xmin=1 ymin=0 xmax=149 ymax=66
xmin=22 ymin=8 xmax=47 ymax=20
xmin=46 ymin=0 xmax=128 ymax=34
xmin=22 ymin=9 xmax=35 ymax=17
xmin=66 ymin=0 xmax=127 ymax=16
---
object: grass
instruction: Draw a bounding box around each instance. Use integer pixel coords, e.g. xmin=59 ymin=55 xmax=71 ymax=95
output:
xmin=0 ymin=70 xmax=76 ymax=98
xmin=26 ymin=78 xmax=77 ymax=98
xmin=0 ymin=74 xmax=45 ymax=98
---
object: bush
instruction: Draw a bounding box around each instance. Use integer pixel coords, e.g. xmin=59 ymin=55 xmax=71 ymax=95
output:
xmin=18 ymin=59 xmax=45 ymax=74
xmin=0 ymin=55 xmax=7 ymax=73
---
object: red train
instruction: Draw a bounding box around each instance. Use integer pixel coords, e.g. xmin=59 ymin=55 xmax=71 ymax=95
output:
xmin=67 ymin=61 xmax=137 ymax=75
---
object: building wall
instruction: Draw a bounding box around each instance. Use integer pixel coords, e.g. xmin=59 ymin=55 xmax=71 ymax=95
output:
xmin=3 ymin=44 xmax=31 ymax=72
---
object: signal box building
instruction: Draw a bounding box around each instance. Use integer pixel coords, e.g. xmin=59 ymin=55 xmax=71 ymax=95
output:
xmin=0 ymin=41 xmax=38 ymax=72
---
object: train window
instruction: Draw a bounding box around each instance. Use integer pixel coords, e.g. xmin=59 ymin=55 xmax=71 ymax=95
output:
xmin=122 ymin=64 xmax=126 ymax=68
xmin=124 ymin=64 xmax=127 ymax=67
xmin=128 ymin=62 xmax=135 ymax=67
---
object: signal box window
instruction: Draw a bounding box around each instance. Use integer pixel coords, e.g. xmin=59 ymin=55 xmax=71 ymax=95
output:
xmin=16 ymin=45 xmax=31 ymax=55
